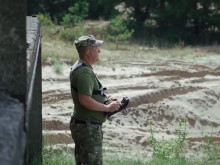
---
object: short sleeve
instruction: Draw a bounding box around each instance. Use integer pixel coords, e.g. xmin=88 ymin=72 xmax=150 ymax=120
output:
xmin=77 ymin=72 xmax=94 ymax=95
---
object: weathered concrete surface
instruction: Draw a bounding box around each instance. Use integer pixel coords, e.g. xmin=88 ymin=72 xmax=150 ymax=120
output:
xmin=0 ymin=0 xmax=26 ymax=165
xmin=0 ymin=92 xmax=26 ymax=165
xmin=27 ymin=16 xmax=41 ymax=88
xmin=0 ymin=0 xmax=26 ymax=102
xmin=26 ymin=16 xmax=42 ymax=164
xmin=0 ymin=15 xmax=42 ymax=164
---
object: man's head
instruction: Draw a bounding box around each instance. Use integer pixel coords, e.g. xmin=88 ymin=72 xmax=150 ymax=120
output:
xmin=74 ymin=35 xmax=103 ymax=65
xmin=74 ymin=35 xmax=103 ymax=48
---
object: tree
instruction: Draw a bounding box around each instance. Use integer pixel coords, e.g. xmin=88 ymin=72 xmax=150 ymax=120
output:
xmin=87 ymin=0 xmax=120 ymax=19
xmin=188 ymin=0 xmax=220 ymax=39
xmin=123 ymin=0 xmax=159 ymax=31
xmin=154 ymin=0 xmax=191 ymax=42
xmin=108 ymin=16 xmax=134 ymax=49
xmin=153 ymin=0 xmax=220 ymax=44
xmin=27 ymin=0 xmax=120 ymax=23
xmin=27 ymin=0 xmax=75 ymax=23
xmin=61 ymin=0 xmax=89 ymax=26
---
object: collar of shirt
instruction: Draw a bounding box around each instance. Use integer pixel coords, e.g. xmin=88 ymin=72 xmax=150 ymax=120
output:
xmin=79 ymin=59 xmax=93 ymax=69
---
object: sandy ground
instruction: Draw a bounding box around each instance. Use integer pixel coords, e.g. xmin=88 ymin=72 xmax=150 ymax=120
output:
xmin=42 ymin=47 xmax=220 ymax=161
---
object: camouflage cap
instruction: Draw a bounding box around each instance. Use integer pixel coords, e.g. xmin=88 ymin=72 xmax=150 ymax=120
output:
xmin=74 ymin=35 xmax=103 ymax=48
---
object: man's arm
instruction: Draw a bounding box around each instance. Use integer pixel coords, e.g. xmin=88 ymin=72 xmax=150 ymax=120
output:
xmin=79 ymin=94 xmax=120 ymax=112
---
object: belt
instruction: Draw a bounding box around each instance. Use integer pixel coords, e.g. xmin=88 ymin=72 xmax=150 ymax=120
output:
xmin=75 ymin=119 xmax=102 ymax=126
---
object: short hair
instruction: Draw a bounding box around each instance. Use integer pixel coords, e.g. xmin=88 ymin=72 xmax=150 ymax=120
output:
xmin=76 ymin=46 xmax=87 ymax=59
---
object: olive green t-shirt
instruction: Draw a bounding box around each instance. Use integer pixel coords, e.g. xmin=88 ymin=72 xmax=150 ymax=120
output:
xmin=70 ymin=60 xmax=107 ymax=123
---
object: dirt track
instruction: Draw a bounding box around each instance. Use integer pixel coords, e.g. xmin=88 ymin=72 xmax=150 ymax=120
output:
xmin=42 ymin=52 xmax=220 ymax=160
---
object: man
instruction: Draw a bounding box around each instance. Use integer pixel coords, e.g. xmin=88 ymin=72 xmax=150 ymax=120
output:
xmin=69 ymin=35 xmax=120 ymax=165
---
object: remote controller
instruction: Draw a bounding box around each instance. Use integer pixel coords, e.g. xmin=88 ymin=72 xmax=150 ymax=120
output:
xmin=105 ymin=97 xmax=129 ymax=117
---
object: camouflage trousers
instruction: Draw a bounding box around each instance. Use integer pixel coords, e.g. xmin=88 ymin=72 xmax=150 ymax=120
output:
xmin=70 ymin=117 xmax=103 ymax=165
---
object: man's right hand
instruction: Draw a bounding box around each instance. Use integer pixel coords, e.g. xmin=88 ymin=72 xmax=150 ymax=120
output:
xmin=106 ymin=101 xmax=120 ymax=112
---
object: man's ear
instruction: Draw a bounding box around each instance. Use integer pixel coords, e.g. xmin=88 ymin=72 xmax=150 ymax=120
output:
xmin=85 ymin=47 xmax=91 ymax=57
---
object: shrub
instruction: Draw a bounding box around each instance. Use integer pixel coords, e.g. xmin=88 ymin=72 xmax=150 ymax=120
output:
xmin=52 ymin=60 xmax=63 ymax=74
xmin=203 ymin=129 xmax=220 ymax=164
xmin=59 ymin=26 xmax=86 ymax=43
xmin=37 ymin=13 xmax=53 ymax=26
xmin=150 ymin=120 xmax=188 ymax=159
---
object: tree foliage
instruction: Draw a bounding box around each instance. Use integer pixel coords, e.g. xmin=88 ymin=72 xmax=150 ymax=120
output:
xmin=27 ymin=0 xmax=119 ymax=23
xmin=86 ymin=0 xmax=120 ymax=19
xmin=108 ymin=16 xmax=134 ymax=49
xmin=27 ymin=0 xmax=75 ymax=23
xmin=123 ymin=0 xmax=159 ymax=28
xmin=61 ymin=0 xmax=89 ymax=26
xmin=27 ymin=0 xmax=220 ymax=45
xmin=37 ymin=13 xmax=53 ymax=26
xmin=122 ymin=0 xmax=220 ymax=43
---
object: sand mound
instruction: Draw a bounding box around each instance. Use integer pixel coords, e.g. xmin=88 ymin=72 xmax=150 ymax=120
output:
xmin=42 ymin=56 xmax=220 ymax=159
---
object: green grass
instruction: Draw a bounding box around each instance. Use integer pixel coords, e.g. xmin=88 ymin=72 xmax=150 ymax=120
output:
xmin=43 ymin=148 xmax=74 ymax=165
xmin=40 ymin=26 xmax=79 ymax=64
xmin=52 ymin=60 xmax=64 ymax=74
xmin=41 ymin=37 xmax=78 ymax=64
xmin=39 ymin=147 xmax=220 ymax=165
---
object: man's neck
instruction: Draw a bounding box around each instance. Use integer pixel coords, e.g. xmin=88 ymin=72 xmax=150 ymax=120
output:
xmin=80 ymin=58 xmax=93 ymax=67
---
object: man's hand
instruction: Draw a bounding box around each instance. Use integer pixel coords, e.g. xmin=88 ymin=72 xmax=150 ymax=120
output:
xmin=79 ymin=94 xmax=120 ymax=112
xmin=105 ymin=97 xmax=129 ymax=117
xmin=104 ymin=97 xmax=118 ymax=105
xmin=106 ymin=101 xmax=120 ymax=112
xmin=110 ymin=98 xmax=118 ymax=101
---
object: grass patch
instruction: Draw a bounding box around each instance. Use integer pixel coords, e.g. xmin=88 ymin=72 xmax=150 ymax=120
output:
xmin=106 ymin=158 xmax=146 ymax=165
xmin=36 ymin=144 xmax=75 ymax=165
xmin=41 ymin=37 xmax=78 ymax=64
xmin=52 ymin=60 xmax=64 ymax=74
xmin=150 ymin=120 xmax=188 ymax=159
xmin=39 ymin=147 xmax=220 ymax=165
xmin=43 ymin=146 xmax=74 ymax=165
xmin=41 ymin=26 xmax=79 ymax=65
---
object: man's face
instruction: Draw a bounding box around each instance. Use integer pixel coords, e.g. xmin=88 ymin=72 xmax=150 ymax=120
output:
xmin=87 ymin=46 xmax=101 ymax=63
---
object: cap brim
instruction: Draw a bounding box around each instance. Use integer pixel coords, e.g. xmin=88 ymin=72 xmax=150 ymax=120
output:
xmin=94 ymin=39 xmax=104 ymax=46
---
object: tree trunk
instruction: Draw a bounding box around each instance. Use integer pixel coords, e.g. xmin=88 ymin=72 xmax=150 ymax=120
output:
xmin=116 ymin=38 xmax=119 ymax=50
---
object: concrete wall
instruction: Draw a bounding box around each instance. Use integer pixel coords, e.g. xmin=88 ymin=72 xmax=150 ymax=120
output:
xmin=0 ymin=0 xmax=26 ymax=101
xmin=0 ymin=0 xmax=27 ymax=165
xmin=26 ymin=16 xmax=42 ymax=165
xmin=0 ymin=0 xmax=42 ymax=164
xmin=0 ymin=94 xmax=26 ymax=165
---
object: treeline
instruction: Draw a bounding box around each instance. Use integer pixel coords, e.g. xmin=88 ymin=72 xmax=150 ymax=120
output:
xmin=28 ymin=0 xmax=220 ymax=45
